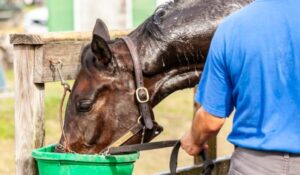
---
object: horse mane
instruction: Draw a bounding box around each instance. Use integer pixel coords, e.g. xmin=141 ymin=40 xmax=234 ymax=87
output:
xmin=131 ymin=0 xmax=179 ymax=42
xmin=131 ymin=0 xmax=201 ymax=45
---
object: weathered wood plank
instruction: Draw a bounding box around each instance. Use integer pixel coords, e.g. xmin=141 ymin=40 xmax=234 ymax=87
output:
xmin=11 ymin=30 xmax=130 ymax=83
xmin=14 ymin=45 xmax=45 ymax=175
xmin=33 ymin=41 xmax=88 ymax=83
xmin=34 ymin=46 xmax=44 ymax=83
xmin=217 ymin=115 xmax=234 ymax=157
xmin=10 ymin=30 xmax=131 ymax=45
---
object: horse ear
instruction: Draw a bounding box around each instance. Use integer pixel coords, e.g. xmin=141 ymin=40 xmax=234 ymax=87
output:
xmin=93 ymin=18 xmax=110 ymax=41
xmin=91 ymin=34 xmax=112 ymax=64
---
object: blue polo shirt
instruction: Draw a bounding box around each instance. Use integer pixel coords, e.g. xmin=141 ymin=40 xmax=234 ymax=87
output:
xmin=195 ymin=0 xmax=300 ymax=154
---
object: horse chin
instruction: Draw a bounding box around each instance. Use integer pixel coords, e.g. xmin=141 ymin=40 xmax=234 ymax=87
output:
xmin=77 ymin=144 xmax=106 ymax=154
xmin=54 ymin=143 xmax=100 ymax=154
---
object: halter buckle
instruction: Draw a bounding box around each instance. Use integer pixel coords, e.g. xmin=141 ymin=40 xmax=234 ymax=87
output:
xmin=135 ymin=87 xmax=150 ymax=103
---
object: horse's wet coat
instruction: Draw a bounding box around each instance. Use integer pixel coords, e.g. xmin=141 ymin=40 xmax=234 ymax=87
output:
xmin=58 ymin=0 xmax=253 ymax=154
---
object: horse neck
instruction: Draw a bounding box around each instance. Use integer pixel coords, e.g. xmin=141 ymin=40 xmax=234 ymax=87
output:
xmin=123 ymin=0 xmax=254 ymax=106
xmin=121 ymin=33 xmax=206 ymax=106
xmin=126 ymin=7 xmax=218 ymax=106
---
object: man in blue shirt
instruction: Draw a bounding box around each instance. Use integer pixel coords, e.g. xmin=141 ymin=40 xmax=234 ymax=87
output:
xmin=181 ymin=0 xmax=300 ymax=174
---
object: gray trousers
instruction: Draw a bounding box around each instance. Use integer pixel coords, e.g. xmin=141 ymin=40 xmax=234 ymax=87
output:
xmin=228 ymin=147 xmax=300 ymax=175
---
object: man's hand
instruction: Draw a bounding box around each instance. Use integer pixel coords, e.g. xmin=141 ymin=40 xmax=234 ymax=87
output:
xmin=180 ymin=130 xmax=208 ymax=156
xmin=181 ymin=107 xmax=225 ymax=156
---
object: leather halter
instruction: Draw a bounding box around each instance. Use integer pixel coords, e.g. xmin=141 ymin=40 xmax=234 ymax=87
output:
xmin=121 ymin=36 xmax=154 ymax=130
xmin=101 ymin=36 xmax=213 ymax=175
xmin=101 ymin=36 xmax=160 ymax=152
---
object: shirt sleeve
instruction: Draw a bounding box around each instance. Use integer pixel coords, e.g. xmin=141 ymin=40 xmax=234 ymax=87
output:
xmin=195 ymin=27 xmax=233 ymax=118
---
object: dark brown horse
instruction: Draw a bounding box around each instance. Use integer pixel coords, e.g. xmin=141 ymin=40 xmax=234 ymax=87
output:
xmin=58 ymin=0 xmax=253 ymax=154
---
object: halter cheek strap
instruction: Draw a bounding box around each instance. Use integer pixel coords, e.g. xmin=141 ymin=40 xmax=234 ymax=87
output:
xmin=100 ymin=36 xmax=159 ymax=152
xmin=121 ymin=36 xmax=154 ymax=130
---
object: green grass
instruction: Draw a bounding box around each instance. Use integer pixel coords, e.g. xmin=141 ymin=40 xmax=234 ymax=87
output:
xmin=44 ymin=81 xmax=73 ymax=120
xmin=4 ymin=69 xmax=13 ymax=81
xmin=0 ymin=98 xmax=14 ymax=139
xmin=0 ymin=69 xmax=14 ymax=139
xmin=0 ymin=69 xmax=73 ymax=140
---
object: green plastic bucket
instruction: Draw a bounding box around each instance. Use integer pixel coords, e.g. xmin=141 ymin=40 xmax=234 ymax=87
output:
xmin=32 ymin=144 xmax=139 ymax=175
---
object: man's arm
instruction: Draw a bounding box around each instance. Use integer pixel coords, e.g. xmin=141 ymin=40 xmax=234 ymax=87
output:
xmin=180 ymin=107 xmax=225 ymax=156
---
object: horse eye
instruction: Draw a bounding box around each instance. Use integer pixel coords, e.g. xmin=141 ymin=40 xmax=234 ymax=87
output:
xmin=77 ymin=100 xmax=92 ymax=112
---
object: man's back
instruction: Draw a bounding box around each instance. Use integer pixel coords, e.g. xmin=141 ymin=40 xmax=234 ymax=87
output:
xmin=196 ymin=0 xmax=300 ymax=153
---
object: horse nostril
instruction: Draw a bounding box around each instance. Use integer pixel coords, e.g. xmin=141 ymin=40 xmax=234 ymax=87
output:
xmin=77 ymin=100 xmax=93 ymax=112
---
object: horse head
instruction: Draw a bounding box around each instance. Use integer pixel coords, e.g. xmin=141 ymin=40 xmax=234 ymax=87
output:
xmin=57 ymin=0 xmax=253 ymax=154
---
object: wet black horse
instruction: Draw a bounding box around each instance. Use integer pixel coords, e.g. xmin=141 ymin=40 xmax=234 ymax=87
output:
xmin=57 ymin=0 xmax=253 ymax=154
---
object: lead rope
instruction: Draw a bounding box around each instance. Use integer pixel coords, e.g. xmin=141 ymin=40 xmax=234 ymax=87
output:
xmin=50 ymin=60 xmax=73 ymax=153
xmin=170 ymin=141 xmax=214 ymax=175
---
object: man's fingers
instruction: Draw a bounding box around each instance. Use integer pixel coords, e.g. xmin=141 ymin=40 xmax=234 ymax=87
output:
xmin=181 ymin=144 xmax=203 ymax=156
xmin=180 ymin=132 xmax=208 ymax=156
xmin=188 ymin=147 xmax=202 ymax=156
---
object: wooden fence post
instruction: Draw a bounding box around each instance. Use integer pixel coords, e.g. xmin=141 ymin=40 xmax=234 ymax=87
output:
xmin=13 ymin=45 xmax=45 ymax=175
